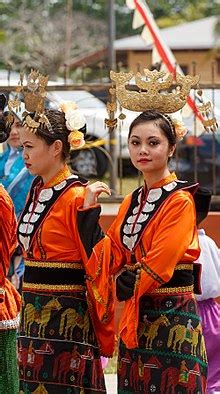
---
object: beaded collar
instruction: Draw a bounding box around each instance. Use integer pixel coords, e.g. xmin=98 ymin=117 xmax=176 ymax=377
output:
xmin=18 ymin=166 xmax=88 ymax=254
xmin=120 ymin=173 xmax=197 ymax=252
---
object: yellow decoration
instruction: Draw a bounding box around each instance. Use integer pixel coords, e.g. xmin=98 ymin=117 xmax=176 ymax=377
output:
xmin=110 ymin=69 xmax=199 ymax=113
xmin=8 ymin=69 xmax=50 ymax=133
xmin=68 ymin=130 xmax=85 ymax=149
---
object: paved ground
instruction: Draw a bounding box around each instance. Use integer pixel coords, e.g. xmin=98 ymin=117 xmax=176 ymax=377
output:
xmin=104 ymin=374 xmax=117 ymax=393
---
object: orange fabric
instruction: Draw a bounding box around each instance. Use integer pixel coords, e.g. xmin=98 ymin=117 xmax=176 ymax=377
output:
xmin=21 ymin=166 xmax=89 ymax=264
xmin=85 ymin=174 xmax=200 ymax=354
xmin=0 ymin=185 xmax=21 ymax=326
xmin=19 ymin=167 xmax=114 ymax=349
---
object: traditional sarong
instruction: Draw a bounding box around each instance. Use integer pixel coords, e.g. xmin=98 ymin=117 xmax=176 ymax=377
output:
xmin=118 ymin=285 xmax=207 ymax=393
xmin=18 ymin=261 xmax=106 ymax=393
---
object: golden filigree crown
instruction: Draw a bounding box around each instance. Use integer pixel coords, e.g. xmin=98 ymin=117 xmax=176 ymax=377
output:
xmin=8 ymin=69 xmax=51 ymax=132
xmin=110 ymin=69 xmax=199 ymax=113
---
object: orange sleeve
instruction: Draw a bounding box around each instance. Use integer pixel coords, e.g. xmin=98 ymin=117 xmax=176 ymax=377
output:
xmin=137 ymin=190 xmax=199 ymax=297
xmin=78 ymin=199 xmax=128 ymax=356
xmin=119 ymin=191 xmax=200 ymax=349
xmin=0 ymin=186 xmax=17 ymax=302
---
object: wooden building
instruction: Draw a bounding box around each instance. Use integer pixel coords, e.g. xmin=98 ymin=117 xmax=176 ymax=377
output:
xmin=114 ymin=16 xmax=220 ymax=84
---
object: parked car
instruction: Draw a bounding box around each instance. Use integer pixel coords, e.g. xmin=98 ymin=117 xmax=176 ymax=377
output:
xmin=173 ymin=132 xmax=220 ymax=196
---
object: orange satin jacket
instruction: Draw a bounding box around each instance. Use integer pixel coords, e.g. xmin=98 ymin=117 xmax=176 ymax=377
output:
xmin=18 ymin=165 xmax=89 ymax=264
xmin=84 ymin=173 xmax=200 ymax=356
xmin=0 ymin=185 xmax=21 ymax=329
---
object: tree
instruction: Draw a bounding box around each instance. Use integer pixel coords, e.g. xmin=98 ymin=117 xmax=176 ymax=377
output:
xmin=0 ymin=1 xmax=107 ymax=78
xmin=0 ymin=0 xmax=219 ymax=78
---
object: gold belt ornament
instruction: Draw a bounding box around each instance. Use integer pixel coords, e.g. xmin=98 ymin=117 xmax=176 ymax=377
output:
xmin=25 ymin=259 xmax=83 ymax=269
xmin=22 ymin=282 xmax=86 ymax=292
xmin=149 ymin=284 xmax=194 ymax=295
xmin=23 ymin=259 xmax=86 ymax=292
xmin=175 ymin=263 xmax=193 ymax=271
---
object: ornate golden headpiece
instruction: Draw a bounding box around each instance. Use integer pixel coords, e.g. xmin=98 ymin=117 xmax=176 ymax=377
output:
xmin=8 ymin=69 xmax=51 ymax=132
xmin=110 ymin=69 xmax=199 ymax=113
xmin=106 ymin=68 xmax=218 ymax=138
xmin=196 ymin=90 xmax=218 ymax=133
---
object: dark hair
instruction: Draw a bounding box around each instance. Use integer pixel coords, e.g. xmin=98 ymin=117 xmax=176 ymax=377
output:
xmin=24 ymin=110 xmax=72 ymax=160
xmin=0 ymin=93 xmax=11 ymax=143
xmin=128 ymin=110 xmax=177 ymax=147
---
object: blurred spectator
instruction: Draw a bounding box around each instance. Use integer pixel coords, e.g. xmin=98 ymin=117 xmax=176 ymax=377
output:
xmin=0 ymin=94 xmax=21 ymax=392
xmin=194 ymin=186 xmax=220 ymax=394
xmin=0 ymin=95 xmax=33 ymax=290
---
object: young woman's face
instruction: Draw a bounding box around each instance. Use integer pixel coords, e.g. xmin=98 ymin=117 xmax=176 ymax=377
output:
xmin=128 ymin=121 xmax=175 ymax=177
xmin=7 ymin=116 xmax=23 ymax=149
xmin=19 ymin=128 xmax=58 ymax=178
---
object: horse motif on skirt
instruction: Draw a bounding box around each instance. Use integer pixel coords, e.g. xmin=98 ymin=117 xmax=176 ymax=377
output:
xmin=23 ymin=298 xmax=62 ymax=337
xmin=167 ymin=322 xmax=203 ymax=355
xmin=59 ymin=308 xmax=91 ymax=342
xmin=138 ymin=314 xmax=170 ymax=349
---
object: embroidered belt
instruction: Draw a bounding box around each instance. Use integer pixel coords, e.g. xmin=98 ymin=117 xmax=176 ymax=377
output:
xmin=160 ymin=264 xmax=194 ymax=289
xmin=148 ymin=264 xmax=196 ymax=295
xmin=175 ymin=263 xmax=193 ymax=271
xmin=23 ymin=259 xmax=86 ymax=292
xmin=149 ymin=284 xmax=194 ymax=294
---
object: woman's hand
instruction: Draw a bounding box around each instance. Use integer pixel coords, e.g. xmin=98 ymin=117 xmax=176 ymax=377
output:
xmin=83 ymin=181 xmax=111 ymax=208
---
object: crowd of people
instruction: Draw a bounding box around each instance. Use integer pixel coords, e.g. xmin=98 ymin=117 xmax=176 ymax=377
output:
xmin=0 ymin=66 xmax=219 ymax=394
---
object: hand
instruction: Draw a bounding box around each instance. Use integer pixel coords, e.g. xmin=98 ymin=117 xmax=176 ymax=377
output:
xmin=116 ymin=270 xmax=138 ymax=301
xmin=83 ymin=181 xmax=111 ymax=208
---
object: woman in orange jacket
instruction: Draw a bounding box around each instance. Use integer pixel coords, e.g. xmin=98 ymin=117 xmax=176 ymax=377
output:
xmin=0 ymin=93 xmax=21 ymax=393
xmin=78 ymin=107 xmax=207 ymax=392
xmin=9 ymin=71 xmax=108 ymax=393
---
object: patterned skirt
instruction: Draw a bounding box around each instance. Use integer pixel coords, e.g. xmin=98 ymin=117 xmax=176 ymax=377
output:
xmin=118 ymin=290 xmax=207 ymax=393
xmin=18 ymin=289 xmax=106 ymax=393
xmin=0 ymin=330 xmax=19 ymax=394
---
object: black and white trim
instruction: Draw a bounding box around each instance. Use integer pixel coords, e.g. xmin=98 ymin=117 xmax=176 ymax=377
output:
xmin=121 ymin=180 xmax=198 ymax=252
xmin=18 ymin=174 xmax=88 ymax=253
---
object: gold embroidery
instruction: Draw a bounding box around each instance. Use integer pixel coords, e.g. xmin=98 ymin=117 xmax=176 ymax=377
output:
xmin=149 ymin=284 xmax=194 ymax=294
xmin=175 ymin=264 xmax=193 ymax=271
xmin=142 ymin=264 xmax=165 ymax=285
xmin=168 ymin=322 xmax=202 ymax=355
xmin=91 ymin=282 xmax=106 ymax=305
xmin=25 ymin=260 xmax=83 ymax=269
xmin=95 ymin=243 xmax=104 ymax=278
xmin=141 ymin=315 xmax=170 ymax=349
xmin=59 ymin=308 xmax=90 ymax=342
xmin=36 ymin=227 xmax=46 ymax=260
xmin=124 ymin=262 xmax=142 ymax=271
xmin=23 ymin=298 xmax=61 ymax=336
xmin=22 ymin=282 xmax=85 ymax=291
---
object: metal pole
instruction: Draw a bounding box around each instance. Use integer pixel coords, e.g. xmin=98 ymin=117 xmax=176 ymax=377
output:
xmin=108 ymin=0 xmax=116 ymax=72
xmin=107 ymin=0 xmax=117 ymax=196
xmin=65 ymin=0 xmax=73 ymax=81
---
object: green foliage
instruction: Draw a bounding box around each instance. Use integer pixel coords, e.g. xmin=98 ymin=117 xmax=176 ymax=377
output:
xmin=0 ymin=0 xmax=219 ymax=77
xmin=0 ymin=30 xmax=6 ymax=43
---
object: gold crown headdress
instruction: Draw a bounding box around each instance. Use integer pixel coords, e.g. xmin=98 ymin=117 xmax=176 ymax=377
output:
xmin=107 ymin=68 xmax=219 ymax=138
xmin=8 ymin=69 xmax=51 ymax=132
xmin=110 ymin=69 xmax=199 ymax=113
xmin=105 ymin=69 xmax=201 ymax=140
